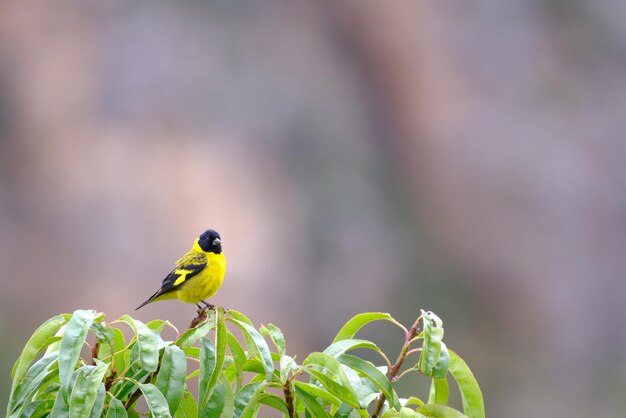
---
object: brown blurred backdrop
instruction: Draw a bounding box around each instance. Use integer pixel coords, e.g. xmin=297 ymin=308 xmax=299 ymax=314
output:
xmin=1 ymin=1 xmax=625 ymax=416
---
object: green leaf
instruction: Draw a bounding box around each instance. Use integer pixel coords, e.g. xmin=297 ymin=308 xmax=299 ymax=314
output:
xmin=19 ymin=400 xmax=44 ymax=417
xmin=219 ymin=373 xmax=235 ymax=418
xmin=147 ymin=320 xmax=178 ymax=351
xmin=147 ymin=319 xmax=178 ymax=335
xmin=58 ymin=310 xmax=97 ymax=396
xmin=260 ymin=323 xmax=286 ymax=356
xmin=227 ymin=318 xmax=274 ymax=381
xmin=341 ymin=365 xmax=379 ymax=409
xmin=428 ymin=378 xmax=449 ymax=405
xmin=175 ymin=316 xmax=216 ymax=348
xmin=87 ymin=384 xmax=106 ymax=418
xmin=295 ymin=384 xmax=330 ymax=418
xmin=116 ymin=315 xmax=159 ymax=372
xmin=140 ymin=383 xmax=173 ymax=417
xmin=381 ymin=407 xmax=425 ymax=417
xmin=293 ymin=381 xmax=341 ymax=407
xmin=173 ymin=390 xmax=197 ymax=418
xmin=448 ymin=351 xmax=484 ymax=418
xmin=69 ymin=361 xmax=109 ymax=418
xmin=199 ymin=314 xmax=227 ymax=409
xmin=155 ymin=345 xmax=186 ymax=415
xmin=34 ymin=377 xmax=60 ymax=398
xmin=338 ymin=354 xmax=399 ymax=410
xmin=432 ymin=343 xmax=450 ymax=379
xmin=8 ymin=352 xmax=59 ymax=417
xmin=105 ymin=396 xmax=128 ymax=418
xmin=198 ymin=337 xmax=215 ymax=406
xmin=258 ymin=394 xmax=289 ymax=415
xmin=106 ymin=327 xmax=127 ymax=373
xmin=302 ymin=367 xmax=359 ymax=410
xmin=91 ymin=322 xmax=115 ymax=352
xmin=91 ymin=322 xmax=121 ymax=376
xmin=123 ymin=381 xmax=172 ymax=418
xmin=50 ymin=387 xmax=69 ymax=417
xmin=202 ymin=380 xmax=224 ymax=418
xmin=332 ymin=313 xmax=401 ymax=343
xmin=21 ymin=399 xmax=54 ymax=418
xmin=238 ymin=382 xmax=268 ymax=418
xmin=280 ymin=354 xmax=298 ymax=385
xmin=43 ymin=335 xmax=64 ymax=357
xmin=226 ymin=331 xmax=246 ymax=391
xmin=10 ymin=314 xmax=68 ymax=383
xmin=417 ymin=404 xmax=466 ymax=417
xmin=181 ymin=346 xmax=200 ymax=358
xmin=418 ymin=311 xmax=444 ymax=377
xmin=303 ymin=353 xmax=360 ymax=409
xmin=226 ymin=310 xmax=254 ymax=326
xmin=332 ymin=404 xmax=361 ymax=418
xmin=109 ymin=367 xmax=150 ymax=403
xmin=239 ymin=358 xmax=265 ymax=375
xmin=324 ymin=339 xmax=382 ymax=359
xmin=404 ymin=397 xmax=425 ymax=408
xmin=233 ymin=382 xmax=261 ymax=418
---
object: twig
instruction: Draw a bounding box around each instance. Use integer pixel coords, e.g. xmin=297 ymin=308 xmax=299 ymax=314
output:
xmin=405 ymin=348 xmax=422 ymax=358
xmin=371 ymin=316 xmax=422 ymax=418
xmin=90 ymin=338 xmax=100 ymax=365
xmin=189 ymin=307 xmax=210 ymax=329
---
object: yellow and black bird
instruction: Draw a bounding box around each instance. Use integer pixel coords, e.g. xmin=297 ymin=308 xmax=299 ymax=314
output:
xmin=136 ymin=229 xmax=226 ymax=310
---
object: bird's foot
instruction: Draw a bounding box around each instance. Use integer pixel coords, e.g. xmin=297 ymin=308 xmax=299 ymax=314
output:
xmin=200 ymin=300 xmax=216 ymax=311
xmin=207 ymin=304 xmax=229 ymax=314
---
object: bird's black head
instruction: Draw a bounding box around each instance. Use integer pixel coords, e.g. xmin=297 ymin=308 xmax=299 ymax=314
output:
xmin=198 ymin=229 xmax=222 ymax=254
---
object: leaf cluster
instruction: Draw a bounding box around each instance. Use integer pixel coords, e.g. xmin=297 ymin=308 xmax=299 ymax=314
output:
xmin=7 ymin=308 xmax=484 ymax=417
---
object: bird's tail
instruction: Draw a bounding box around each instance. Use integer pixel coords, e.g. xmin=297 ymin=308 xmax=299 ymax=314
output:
xmin=135 ymin=299 xmax=151 ymax=311
xmin=135 ymin=290 xmax=160 ymax=310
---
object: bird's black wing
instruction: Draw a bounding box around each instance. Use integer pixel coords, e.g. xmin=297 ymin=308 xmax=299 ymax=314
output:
xmin=158 ymin=251 xmax=208 ymax=293
xmin=136 ymin=251 xmax=207 ymax=309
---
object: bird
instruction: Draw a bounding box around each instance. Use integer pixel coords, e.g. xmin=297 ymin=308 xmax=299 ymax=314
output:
xmin=136 ymin=229 xmax=226 ymax=310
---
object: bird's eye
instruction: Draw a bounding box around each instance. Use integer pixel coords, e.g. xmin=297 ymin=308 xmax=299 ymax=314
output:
xmin=213 ymin=238 xmax=221 ymax=246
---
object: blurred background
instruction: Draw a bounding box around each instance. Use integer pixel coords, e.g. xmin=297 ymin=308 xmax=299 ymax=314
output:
xmin=1 ymin=1 xmax=625 ymax=416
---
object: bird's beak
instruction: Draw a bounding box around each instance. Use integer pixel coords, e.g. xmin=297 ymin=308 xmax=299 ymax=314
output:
xmin=213 ymin=238 xmax=221 ymax=246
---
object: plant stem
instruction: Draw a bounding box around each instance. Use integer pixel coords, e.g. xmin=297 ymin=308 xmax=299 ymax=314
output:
xmin=371 ymin=316 xmax=421 ymax=418
xmin=283 ymin=380 xmax=296 ymax=418
xmin=90 ymin=338 xmax=100 ymax=365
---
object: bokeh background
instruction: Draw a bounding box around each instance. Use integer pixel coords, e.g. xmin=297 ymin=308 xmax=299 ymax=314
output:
xmin=1 ymin=1 xmax=625 ymax=416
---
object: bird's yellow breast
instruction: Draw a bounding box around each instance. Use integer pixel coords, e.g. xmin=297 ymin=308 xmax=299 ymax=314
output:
xmin=175 ymin=252 xmax=226 ymax=304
